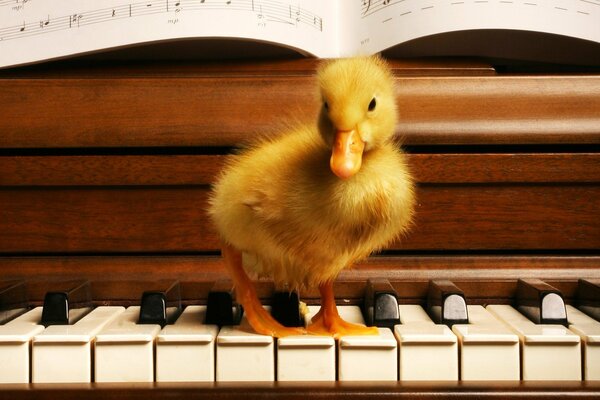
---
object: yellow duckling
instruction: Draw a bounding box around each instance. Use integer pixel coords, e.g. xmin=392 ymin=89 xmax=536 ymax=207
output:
xmin=209 ymin=55 xmax=415 ymax=338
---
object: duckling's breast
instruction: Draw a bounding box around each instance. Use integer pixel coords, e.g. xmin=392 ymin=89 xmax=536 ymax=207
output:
xmin=209 ymin=130 xmax=414 ymax=289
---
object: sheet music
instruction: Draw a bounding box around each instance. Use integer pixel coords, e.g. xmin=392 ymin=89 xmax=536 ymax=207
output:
xmin=0 ymin=0 xmax=336 ymax=67
xmin=340 ymin=0 xmax=599 ymax=56
xmin=1 ymin=0 xmax=598 ymax=67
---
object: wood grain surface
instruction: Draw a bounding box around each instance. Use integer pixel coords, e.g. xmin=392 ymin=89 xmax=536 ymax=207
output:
xmin=1 ymin=153 xmax=599 ymax=186
xmin=2 ymin=381 xmax=600 ymax=400
xmin=0 ymin=184 xmax=597 ymax=253
xmin=0 ymin=151 xmax=598 ymax=253
xmin=0 ymin=255 xmax=598 ymax=305
xmin=1 ymin=59 xmax=599 ymax=147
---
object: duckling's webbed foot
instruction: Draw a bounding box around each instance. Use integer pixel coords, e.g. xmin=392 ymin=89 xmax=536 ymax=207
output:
xmin=221 ymin=242 xmax=306 ymax=338
xmin=307 ymin=281 xmax=378 ymax=339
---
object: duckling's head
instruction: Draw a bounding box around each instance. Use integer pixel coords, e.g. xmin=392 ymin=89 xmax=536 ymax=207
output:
xmin=317 ymin=55 xmax=397 ymax=180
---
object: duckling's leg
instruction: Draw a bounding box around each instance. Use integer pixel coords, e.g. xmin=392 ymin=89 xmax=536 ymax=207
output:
xmin=221 ymin=243 xmax=306 ymax=338
xmin=307 ymin=281 xmax=378 ymax=338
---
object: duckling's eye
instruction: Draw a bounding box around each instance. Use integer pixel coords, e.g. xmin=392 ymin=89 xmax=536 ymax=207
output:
xmin=368 ymin=97 xmax=377 ymax=112
xmin=323 ymin=101 xmax=329 ymax=111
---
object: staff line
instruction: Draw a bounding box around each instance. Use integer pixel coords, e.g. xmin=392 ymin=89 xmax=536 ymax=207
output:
xmin=0 ymin=0 xmax=323 ymax=41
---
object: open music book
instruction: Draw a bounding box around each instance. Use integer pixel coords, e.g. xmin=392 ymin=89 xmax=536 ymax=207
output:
xmin=1 ymin=0 xmax=599 ymax=68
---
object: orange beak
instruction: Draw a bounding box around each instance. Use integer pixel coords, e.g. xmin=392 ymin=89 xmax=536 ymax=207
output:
xmin=330 ymin=130 xmax=365 ymax=179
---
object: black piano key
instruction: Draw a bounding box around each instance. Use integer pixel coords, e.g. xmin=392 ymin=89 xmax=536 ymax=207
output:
xmin=271 ymin=291 xmax=304 ymax=327
xmin=516 ymin=278 xmax=568 ymax=326
xmin=427 ymin=280 xmax=469 ymax=326
xmin=0 ymin=280 xmax=28 ymax=324
xmin=138 ymin=280 xmax=182 ymax=328
xmin=41 ymin=280 xmax=92 ymax=326
xmin=363 ymin=278 xmax=400 ymax=330
xmin=577 ymin=279 xmax=600 ymax=321
xmin=205 ymin=279 xmax=243 ymax=326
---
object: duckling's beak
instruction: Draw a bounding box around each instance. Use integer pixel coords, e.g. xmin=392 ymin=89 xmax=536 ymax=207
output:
xmin=330 ymin=129 xmax=365 ymax=179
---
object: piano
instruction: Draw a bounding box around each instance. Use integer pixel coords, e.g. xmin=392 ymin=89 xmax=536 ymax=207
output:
xmin=0 ymin=57 xmax=599 ymax=399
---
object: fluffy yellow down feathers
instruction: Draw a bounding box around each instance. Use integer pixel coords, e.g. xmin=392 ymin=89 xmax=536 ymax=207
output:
xmin=209 ymin=56 xmax=415 ymax=291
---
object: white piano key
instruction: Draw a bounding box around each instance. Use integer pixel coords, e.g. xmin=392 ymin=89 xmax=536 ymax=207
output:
xmin=566 ymin=305 xmax=600 ymax=381
xmin=568 ymin=305 xmax=600 ymax=326
xmin=466 ymin=304 xmax=509 ymax=325
xmin=0 ymin=307 xmax=27 ymax=325
xmin=156 ymin=305 xmax=218 ymax=382
xmin=277 ymin=334 xmax=336 ymax=382
xmin=0 ymin=308 xmax=27 ymax=325
xmin=31 ymin=306 xmax=125 ymax=383
xmin=277 ymin=306 xmax=335 ymax=382
xmin=216 ymin=313 xmax=275 ymax=382
xmin=452 ymin=305 xmax=520 ymax=381
xmin=0 ymin=307 xmax=45 ymax=383
xmin=395 ymin=304 xmax=458 ymax=381
xmin=336 ymin=306 xmax=398 ymax=381
xmin=94 ymin=306 xmax=161 ymax=382
xmin=487 ymin=304 xmax=581 ymax=380
xmin=398 ymin=304 xmax=435 ymax=325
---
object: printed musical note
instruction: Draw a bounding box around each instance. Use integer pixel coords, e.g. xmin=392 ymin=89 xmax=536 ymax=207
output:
xmin=69 ymin=14 xmax=82 ymax=28
xmin=362 ymin=0 xmax=371 ymax=14
xmin=39 ymin=15 xmax=49 ymax=28
xmin=361 ymin=0 xmax=399 ymax=18
xmin=166 ymin=0 xmax=181 ymax=13
xmin=0 ymin=0 xmax=325 ymax=42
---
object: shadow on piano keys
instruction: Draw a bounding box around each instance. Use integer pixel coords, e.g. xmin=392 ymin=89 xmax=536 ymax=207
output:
xmin=1 ymin=277 xmax=600 ymax=398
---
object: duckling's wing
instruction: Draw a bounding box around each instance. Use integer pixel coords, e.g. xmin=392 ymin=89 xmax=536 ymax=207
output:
xmin=242 ymin=187 xmax=284 ymax=222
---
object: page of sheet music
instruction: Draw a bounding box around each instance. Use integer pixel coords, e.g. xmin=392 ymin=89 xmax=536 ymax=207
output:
xmin=0 ymin=0 xmax=336 ymax=67
xmin=342 ymin=0 xmax=599 ymax=57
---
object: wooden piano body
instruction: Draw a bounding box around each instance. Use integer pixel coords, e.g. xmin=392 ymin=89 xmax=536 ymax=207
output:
xmin=0 ymin=58 xmax=599 ymax=398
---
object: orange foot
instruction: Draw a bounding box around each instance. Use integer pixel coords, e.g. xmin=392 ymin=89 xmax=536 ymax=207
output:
xmin=242 ymin=295 xmax=306 ymax=337
xmin=307 ymin=309 xmax=378 ymax=338
xmin=221 ymin=242 xmax=305 ymax=338
xmin=306 ymin=281 xmax=378 ymax=339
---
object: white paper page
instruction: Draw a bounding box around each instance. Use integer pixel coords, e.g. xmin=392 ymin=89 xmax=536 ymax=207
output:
xmin=0 ymin=0 xmax=337 ymax=68
xmin=343 ymin=0 xmax=600 ymax=57
xmin=338 ymin=1 xmax=371 ymax=57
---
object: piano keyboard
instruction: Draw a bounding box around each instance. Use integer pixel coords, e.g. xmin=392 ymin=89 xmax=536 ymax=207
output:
xmin=33 ymin=306 xmax=125 ymax=383
xmin=0 ymin=279 xmax=599 ymax=384
xmin=156 ymin=305 xmax=219 ymax=382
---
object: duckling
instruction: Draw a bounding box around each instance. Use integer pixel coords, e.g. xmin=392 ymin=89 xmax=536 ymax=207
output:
xmin=208 ymin=55 xmax=415 ymax=338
